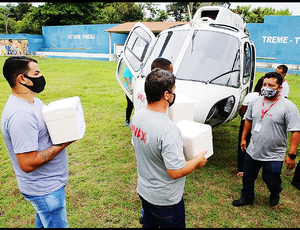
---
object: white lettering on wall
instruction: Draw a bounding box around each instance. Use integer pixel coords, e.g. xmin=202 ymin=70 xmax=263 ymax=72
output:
xmin=68 ymin=34 xmax=96 ymax=40
xmin=262 ymin=36 xmax=288 ymax=43
xmin=262 ymin=36 xmax=300 ymax=44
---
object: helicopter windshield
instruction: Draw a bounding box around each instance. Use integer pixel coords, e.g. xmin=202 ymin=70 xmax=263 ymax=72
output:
xmin=176 ymin=30 xmax=240 ymax=87
xmin=142 ymin=29 xmax=189 ymax=75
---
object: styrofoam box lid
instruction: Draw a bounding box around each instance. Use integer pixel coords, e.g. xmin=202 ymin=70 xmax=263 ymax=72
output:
xmin=176 ymin=119 xmax=212 ymax=146
xmin=168 ymin=94 xmax=194 ymax=111
xmin=42 ymin=96 xmax=82 ymax=121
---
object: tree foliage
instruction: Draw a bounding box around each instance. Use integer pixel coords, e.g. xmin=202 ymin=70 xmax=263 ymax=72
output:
xmin=141 ymin=2 xmax=168 ymax=22
xmin=230 ymin=5 xmax=292 ymax=23
xmin=0 ymin=2 xmax=143 ymax=34
xmin=166 ymin=2 xmax=203 ymax=21
xmin=97 ymin=2 xmax=143 ymax=24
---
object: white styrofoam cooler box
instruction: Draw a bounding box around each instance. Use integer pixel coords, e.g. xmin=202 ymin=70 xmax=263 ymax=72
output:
xmin=42 ymin=96 xmax=86 ymax=145
xmin=176 ymin=119 xmax=213 ymax=160
xmin=168 ymin=94 xmax=194 ymax=123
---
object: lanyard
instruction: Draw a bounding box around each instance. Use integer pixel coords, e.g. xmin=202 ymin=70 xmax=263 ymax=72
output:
xmin=261 ymin=95 xmax=281 ymax=121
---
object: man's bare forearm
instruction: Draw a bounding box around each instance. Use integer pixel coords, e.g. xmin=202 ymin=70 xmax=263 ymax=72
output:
xmin=17 ymin=141 xmax=74 ymax=173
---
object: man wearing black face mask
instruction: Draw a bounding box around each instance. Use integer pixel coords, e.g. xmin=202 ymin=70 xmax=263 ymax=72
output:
xmin=1 ymin=56 xmax=75 ymax=228
xmin=131 ymin=68 xmax=207 ymax=228
xmin=232 ymin=72 xmax=300 ymax=207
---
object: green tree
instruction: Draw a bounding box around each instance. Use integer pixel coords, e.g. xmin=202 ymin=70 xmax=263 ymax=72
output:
xmin=6 ymin=2 xmax=32 ymax=21
xmin=141 ymin=2 xmax=168 ymax=22
xmin=231 ymin=5 xmax=292 ymax=23
xmin=97 ymin=2 xmax=143 ymax=23
xmin=166 ymin=2 xmax=220 ymax=21
xmin=16 ymin=2 xmax=109 ymax=34
xmin=166 ymin=2 xmax=188 ymax=21
xmin=0 ymin=6 xmax=17 ymax=34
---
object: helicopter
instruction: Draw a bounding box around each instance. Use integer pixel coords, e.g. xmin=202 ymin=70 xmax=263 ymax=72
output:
xmin=116 ymin=5 xmax=256 ymax=127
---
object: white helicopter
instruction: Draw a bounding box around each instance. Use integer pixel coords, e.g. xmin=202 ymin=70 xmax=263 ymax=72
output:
xmin=116 ymin=5 xmax=256 ymax=127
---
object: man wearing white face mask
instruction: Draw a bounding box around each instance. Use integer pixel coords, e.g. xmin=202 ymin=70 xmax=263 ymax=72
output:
xmin=1 ymin=56 xmax=75 ymax=228
xmin=232 ymin=72 xmax=300 ymax=207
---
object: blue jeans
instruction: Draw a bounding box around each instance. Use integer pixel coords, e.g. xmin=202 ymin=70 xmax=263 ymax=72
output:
xmin=241 ymin=153 xmax=283 ymax=201
xmin=22 ymin=185 xmax=68 ymax=228
xmin=139 ymin=194 xmax=186 ymax=228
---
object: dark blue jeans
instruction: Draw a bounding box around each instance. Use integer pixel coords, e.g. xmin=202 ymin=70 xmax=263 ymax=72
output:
xmin=241 ymin=153 xmax=283 ymax=201
xmin=237 ymin=119 xmax=251 ymax=172
xmin=139 ymin=194 xmax=186 ymax=228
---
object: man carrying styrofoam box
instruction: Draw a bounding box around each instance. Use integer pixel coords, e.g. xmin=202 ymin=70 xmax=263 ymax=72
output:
xmin=176 ymin=119 xmax=213 ymax=160
xmin=42 ymin=96 xmax=86 ymax=145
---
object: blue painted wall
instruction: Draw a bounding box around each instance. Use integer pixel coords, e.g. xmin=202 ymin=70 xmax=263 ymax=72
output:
xmin=41 ymin=24 xmax=127 ymax=54
xmin=247 ymin=16 xmax=300 ymax=65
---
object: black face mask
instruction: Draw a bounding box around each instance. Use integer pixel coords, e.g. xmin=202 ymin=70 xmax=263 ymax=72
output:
xmin=167 ymin=92 xmax=176 ymax=107
xmin=20 ymin=74 xmax=46 ymax=93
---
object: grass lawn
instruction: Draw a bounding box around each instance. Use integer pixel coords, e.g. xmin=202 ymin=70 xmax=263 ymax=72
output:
xmin=0 ymin=57 xmax=299 ymax=228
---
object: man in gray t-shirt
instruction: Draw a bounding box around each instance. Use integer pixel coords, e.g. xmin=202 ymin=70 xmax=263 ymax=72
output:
xmin=232 ymin=72 xmax=300 ymax=207
xmin=131 ymin=68 xmax=207 ymax=228
xmin=1 ymin=56 xmax=75 ymax=228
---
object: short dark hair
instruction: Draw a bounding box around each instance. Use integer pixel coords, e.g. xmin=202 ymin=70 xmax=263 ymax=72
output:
xmin=277 ymin=64 xmax=288 ymax=74
xmin=3 ymin=56 xmax=37 ymax=88
xmin=145 ymin=68 xmax=176 ymax=104
xmin=151 ymin=57 xmax=172 ymax=71
xmin=263 ymin=72 xmax=283 ymax=86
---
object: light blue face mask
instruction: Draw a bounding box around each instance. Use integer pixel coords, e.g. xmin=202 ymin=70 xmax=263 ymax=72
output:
xmin=261 ymin=86 xmax=278 ymax=99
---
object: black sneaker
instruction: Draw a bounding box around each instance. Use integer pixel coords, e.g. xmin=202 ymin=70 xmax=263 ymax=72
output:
xmin=291 ymin=180 xmax=300 ymax=191
xmin=269 ymin=194 xmax=280 ymax=206
xmin=232 ymin=197 xmax=253 ymax=207
xmin=139 ymin=217 xmax=143 ymax=225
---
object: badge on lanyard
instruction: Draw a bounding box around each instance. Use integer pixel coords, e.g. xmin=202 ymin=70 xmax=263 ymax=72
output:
xmin=254 ymin=122 xmax=262 ymax=132
xmin=256 ymin=96 xmax=281 ymax=133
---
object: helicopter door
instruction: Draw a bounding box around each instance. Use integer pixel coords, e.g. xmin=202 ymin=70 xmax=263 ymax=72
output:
xmin=241 ymin=40 xmax=256 ymax=93
xmin=237 ymin=39 xmax=256 ymax=110
xmin=116 ymin=22 xmax=156 ymax=101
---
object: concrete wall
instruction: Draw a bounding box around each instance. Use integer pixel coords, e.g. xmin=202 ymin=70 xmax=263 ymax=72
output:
xmin=246 ymin=15 xmax=300 ymax=73
xmin=38 ymin=24 xmax=127 ymax=61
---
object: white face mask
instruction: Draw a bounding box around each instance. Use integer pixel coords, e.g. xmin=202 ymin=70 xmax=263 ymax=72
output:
xmin=261 ymin=86 xmax=278 ymax=99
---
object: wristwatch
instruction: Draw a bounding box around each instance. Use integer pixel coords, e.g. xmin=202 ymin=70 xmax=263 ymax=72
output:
xmin=288 ymin=153 xmax=297 ymax=160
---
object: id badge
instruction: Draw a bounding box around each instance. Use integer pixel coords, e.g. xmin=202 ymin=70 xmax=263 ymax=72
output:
xmin=254 ymin=122 xmax=262 ymax=132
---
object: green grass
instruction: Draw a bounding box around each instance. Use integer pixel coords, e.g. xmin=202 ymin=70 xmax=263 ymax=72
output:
xmin=0 ymin=56 xmax=299 ymax=228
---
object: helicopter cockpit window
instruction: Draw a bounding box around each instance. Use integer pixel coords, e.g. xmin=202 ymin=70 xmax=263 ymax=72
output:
xmin=124 ymin=27 xmax=152 ymax=72
xmin=142 ymin=30 xmax=189 ymax=76
xmin=117 ymin=58 xmax=134 ymax=95
xmin=176 ymin=30 xmax=240 ymax=88
xmin=243 ymin=42 xmax=252 ymax=84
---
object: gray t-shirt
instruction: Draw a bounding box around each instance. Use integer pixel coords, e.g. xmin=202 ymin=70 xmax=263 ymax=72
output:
xmin=245 ymin=96 xmax=300 ymax=161
xmin=131 ymin=108 xmax=186 ymax=206
xmin=1 ymin=95 xmax=68 ymax=196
